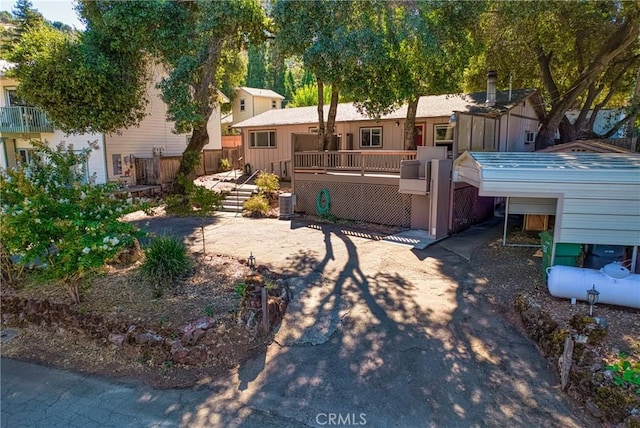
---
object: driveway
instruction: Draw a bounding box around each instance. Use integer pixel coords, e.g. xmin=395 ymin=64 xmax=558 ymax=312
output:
xmin=1 ymin=214 xmax=591 ymax=427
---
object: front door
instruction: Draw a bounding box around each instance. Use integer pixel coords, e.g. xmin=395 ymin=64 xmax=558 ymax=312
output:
xmin=414 ymin=124 xmax=424 ymax=147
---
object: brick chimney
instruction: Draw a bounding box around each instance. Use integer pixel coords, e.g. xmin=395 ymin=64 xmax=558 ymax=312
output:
xmin=485 ymin=70 xmax=497 ymax=107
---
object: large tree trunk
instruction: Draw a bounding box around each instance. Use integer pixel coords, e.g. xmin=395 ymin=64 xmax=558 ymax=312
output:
xmin=317 ymin=79 xmax=325 ymax=150
xmin=558 ymin=117 xmax=577 ymax=144
xmin=324 ymin=86 xmax=339 ymax=150
xmin=173 ymin=126 xmax=208 ymax=194
xmin=403 ymin=96 xmax=419 ymax=150
xmin=534 ymin=18 xmax=639 ymax=150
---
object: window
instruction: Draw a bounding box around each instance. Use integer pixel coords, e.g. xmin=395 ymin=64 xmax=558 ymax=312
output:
xmin=525 ymin=131 xmax=536 ymax=144
xmin=239 ymin=99 xmax=245 ymax=112
xmin=6 ymin=88 xmax=26 ymax=107
xmin=112 ymin=153 xmax=123 ymax=175
xmin=17 ymin=148 xmax=35 ymax=164
xmin=434 ymin=124 xmax=454 ymax=150
xmin=309 ymin=127 xmax=319 ymax=134
xmin=360 ymin=127 xmax=382 ymax=148
xmin=271 ymin=100 xmax=277 ymax=109
xmin=249 ymin=130 xmax=276 ymax=148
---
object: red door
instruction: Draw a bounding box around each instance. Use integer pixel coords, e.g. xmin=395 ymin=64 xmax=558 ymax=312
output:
xmin=414 ymin=125 xmax=424 ymax=147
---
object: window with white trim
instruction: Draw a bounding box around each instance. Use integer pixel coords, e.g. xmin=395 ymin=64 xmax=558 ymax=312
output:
xmin=249 ymin=130 xmax=276 ymax=148
xmin=360 ymin=127 xmax=382 ymax=148
xmin=271 ymin=100 xmax=277 ymax=109
xmin=434 ymin=124 xmax=454 ymax=150
xmin=525 ymin=131 xmax=536 ymax=144
xmin=239 ymin=99 xmax=245 ymax=112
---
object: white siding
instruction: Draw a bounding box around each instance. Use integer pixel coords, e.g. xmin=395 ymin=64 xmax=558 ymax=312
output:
xmin=508 ymin=197 xmax=557 ymax=215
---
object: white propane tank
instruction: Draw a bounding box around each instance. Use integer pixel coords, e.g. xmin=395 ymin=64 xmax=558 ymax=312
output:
xmin=547 ymin=262 xmax=640 ymax=309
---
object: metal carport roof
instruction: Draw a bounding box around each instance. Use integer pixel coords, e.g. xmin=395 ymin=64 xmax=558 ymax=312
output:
xmin=453 ymin=151 xmax=640 ymax=268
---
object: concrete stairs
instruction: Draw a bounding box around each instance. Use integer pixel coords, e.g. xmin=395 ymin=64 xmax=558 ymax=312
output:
xmin=219 ymin=184 xmax=258 ymax=213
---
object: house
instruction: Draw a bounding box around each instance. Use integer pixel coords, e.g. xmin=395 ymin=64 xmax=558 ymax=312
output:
xmin=565 ymin=109 xmax=627 ymax=139
xmin=453 ymin=151 xmax=640 ymax=273
xmin=232 ymin=86 xmax=544 ymax=177
xmin=232 ymin=74 xmax=545 ymax=236
xmin=231 ymin=87 xmax=284 ymax=126
xmin=0 ymin=62 xmax=227 ymax=185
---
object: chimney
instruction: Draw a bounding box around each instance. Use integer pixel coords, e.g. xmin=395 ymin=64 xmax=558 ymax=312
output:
xmin=485 ymin=70 xmax=497 ymax=107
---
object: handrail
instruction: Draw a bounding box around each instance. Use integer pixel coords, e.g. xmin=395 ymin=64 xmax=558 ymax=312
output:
xmin=234 ymin=168 xmax=262 ymax=217
xmin=293 ymin=150 xmax=416 ymax=176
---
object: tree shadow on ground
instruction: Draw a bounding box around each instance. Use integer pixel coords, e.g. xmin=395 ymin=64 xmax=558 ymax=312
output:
xmin=172 ymin=219 xmax=587 ymax=427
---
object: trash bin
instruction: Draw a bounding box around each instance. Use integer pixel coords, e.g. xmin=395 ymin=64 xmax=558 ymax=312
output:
xmin=583 ymin=244 xmax=627 ymax=269
xmin=540 ymin=231 xmax=582 ymax=280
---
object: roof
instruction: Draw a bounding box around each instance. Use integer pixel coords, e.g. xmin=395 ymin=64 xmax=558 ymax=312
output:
xmin=537 ymin=140 xmax=633 ymax=154
xmin=233 ymin=89 xmax=538 ymax=128
xmin=453 ymin=151 xmax=640 ymax=246
xmin=237 ymin=87 xmax=285 ymax=99
xmin=454 ymin=151 xmax=640 ymax=188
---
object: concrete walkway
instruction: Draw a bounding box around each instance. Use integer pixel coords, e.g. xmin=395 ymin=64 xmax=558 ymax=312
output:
xmin=1 ymin=215 xmax=591 ymax=427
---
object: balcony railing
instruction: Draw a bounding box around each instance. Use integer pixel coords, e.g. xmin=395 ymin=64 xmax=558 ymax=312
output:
xmin=293 ymin=150 xmax=417 ymax=176
xmin=0 ymin=106 xmax=54 ymax=133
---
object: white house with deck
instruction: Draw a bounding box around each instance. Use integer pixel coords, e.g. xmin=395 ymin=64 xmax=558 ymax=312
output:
xmin=0 ymin=62 xmax=226 ymax=185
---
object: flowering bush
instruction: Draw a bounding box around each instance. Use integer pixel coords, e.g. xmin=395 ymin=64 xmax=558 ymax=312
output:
xmin=0 ymin=141 xmax=146 ymax=303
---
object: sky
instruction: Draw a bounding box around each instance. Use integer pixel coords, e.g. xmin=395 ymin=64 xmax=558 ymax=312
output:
xmin=4 ymin=0 xmax=85 ymax=29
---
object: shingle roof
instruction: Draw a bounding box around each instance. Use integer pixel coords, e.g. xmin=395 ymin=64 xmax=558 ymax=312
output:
xmin=237 ymin=87 xmax=285 ymax=99
xmin=233 ymin=89 xmax=538 ymax=128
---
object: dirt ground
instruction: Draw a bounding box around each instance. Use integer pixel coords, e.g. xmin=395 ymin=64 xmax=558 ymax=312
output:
xmin=0 ymin=253 xmax=278 ymax=389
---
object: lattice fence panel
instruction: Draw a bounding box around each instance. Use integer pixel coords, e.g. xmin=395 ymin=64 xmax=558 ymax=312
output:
xmin=295 ymin=181 xmax=411 ymax=227
xmin=451 ymin=185 xmax=477 ymax=233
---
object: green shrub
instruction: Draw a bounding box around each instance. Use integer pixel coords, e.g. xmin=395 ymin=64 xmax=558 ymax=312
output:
xmin=0 ymin=141 xmax=145 ymax=303
xmin=243 ymin=194 xmax=270 ymax=213
xmin=255 ymin=171 xmax=279 ymax=193
xmin=164 ymin=194 xmax=192 ymax=216
xmin=140 ymin=236 xmax=191 ymax=297
xmin=219 ymin=158 xmax=231 ymax=172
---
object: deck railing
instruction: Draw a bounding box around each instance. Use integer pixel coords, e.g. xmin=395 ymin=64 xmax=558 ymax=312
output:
xmin=293 ymin=150 xmax=417 ymax=176
xmin=0 ymin=106 xmax=54 ymax=133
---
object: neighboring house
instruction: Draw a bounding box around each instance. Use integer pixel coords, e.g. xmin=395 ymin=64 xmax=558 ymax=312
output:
xmin=231 ymin=87 xmax=284 ymax=126
xmin=565 ymin=109 xmax=627 ymax=139
xmin=0 ymin=62 xmax=227 ymax=185
xmin=232 ymin=85 xmax=544 ymax=175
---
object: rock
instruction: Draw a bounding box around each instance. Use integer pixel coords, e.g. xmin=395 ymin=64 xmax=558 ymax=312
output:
xmin=574 ymin=334 xmax=588 ymax=344
xmin=182 ymin=328 xmax=206 ymax=345
xmin=201 ymin=328 xmax=218 ymax=346
xmin=180 ymin=316 xmax=216 ymax=334
xmin=586 ymin=400 xmax=603 ymax=419
xmin=134 ymin=331 xmax=164 ymax=346
xmin=170 ymin=342 xmax=207 ymax=365
xmin=108 ymin=333 xmax=126 ymax=347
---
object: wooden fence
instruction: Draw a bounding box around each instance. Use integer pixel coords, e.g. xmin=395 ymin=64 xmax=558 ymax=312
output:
xmin=134 ymin=147 xmax=244 ymax=185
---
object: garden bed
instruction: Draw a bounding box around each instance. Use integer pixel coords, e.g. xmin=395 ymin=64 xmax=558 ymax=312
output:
xmin=0 ymin=254 xmax=288 ymax=389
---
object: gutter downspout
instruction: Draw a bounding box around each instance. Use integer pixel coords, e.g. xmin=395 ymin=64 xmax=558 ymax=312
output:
xmin=102 ymin=134 xmax=109 ymax=184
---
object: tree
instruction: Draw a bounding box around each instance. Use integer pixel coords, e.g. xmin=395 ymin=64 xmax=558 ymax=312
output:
xmin=10 ymin=1 xmax=266 ymax=194
xmin=9 ymin=22 xmax=148 ymax=134
xmin=283 ymin=68 xmax=296 ymax=105
xmin=246 ymin=43 xmax=268 ymax=88
xmin=466 ymin=1 xmax=640 ymax=149
xmin=275 ymin=0 xmax=364 ymax=149
xmin=344 ymin=1 xmax=483 ymax=149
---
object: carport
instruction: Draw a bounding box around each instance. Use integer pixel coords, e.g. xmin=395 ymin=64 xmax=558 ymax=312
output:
xmin=452 ymin=151 xmax=640 ymax=272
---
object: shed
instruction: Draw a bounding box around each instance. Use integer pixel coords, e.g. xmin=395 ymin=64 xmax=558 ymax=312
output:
xmin=453 ymin=151 xmax=640 ymax=270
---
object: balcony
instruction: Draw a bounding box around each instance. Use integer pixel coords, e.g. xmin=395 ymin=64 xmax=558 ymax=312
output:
xmin=0 ymin=106 xmax=54 ymax=134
